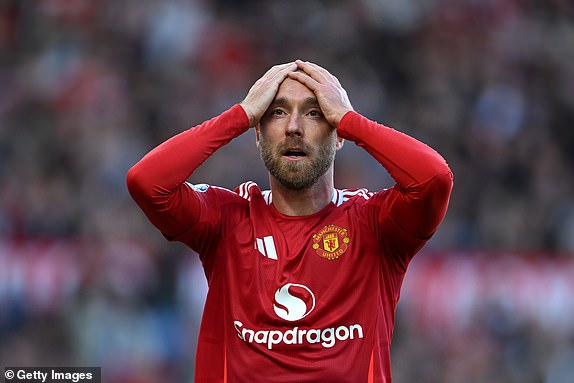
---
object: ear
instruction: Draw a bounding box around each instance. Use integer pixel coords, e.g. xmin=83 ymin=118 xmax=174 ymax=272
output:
xmin=336 ymin=136 xmax=345 ymax=151
xmin=255 ymin=124 xmax=261 ymax=148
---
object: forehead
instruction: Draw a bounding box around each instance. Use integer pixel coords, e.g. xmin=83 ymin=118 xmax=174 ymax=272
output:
xmin=274 ymin=77 xmax=315 ymax=102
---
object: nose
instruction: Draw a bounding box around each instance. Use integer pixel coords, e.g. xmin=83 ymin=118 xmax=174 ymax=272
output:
xmin=285 ymin=113 xmax=302 ymax=137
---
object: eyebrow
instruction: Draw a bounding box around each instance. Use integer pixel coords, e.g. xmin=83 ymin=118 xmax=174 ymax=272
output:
xmin=270 ymin=96 xmax=320 ymax=108
xmin=302 ymin=97 xmax=320 ymax=107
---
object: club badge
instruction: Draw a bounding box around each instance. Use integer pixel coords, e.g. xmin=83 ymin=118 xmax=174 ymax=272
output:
xmin=312 ymin=224 xmax=350 ymax=260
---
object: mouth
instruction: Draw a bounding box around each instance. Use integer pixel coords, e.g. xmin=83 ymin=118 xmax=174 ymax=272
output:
xmin=282 ymin=148 xmax=307 ymax=161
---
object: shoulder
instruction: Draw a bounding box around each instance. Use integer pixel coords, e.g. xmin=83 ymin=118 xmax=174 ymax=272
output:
xmin=332 ymin=188 xmax=375 ymax=207
xmin=185 ymin=181 xmax=269 ymax=204
xmin=186 ymin=182 xmax=236 ymax=196
xmin=333 ymin=187 xmax=396 ymax=215
xmin=234 ymin=181 xmax=269 ymax=202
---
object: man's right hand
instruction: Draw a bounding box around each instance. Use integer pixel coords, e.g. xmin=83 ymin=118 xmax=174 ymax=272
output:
xmin=240 ymin=62 xmax=298 ymax=127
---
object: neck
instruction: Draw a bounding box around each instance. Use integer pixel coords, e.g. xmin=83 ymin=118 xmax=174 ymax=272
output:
xmin=269 ymin=170 xmax=335 ymax=216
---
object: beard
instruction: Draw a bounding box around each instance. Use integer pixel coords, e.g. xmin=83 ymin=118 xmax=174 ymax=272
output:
xmin=259 ymin=135 xmax=337 ymax=190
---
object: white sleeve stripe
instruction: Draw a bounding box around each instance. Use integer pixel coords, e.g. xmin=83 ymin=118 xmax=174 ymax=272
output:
xmin=330 ymin=189 xmax=338 ymax=205
xmin=238 ymin=181 xmax=257 ymax=201
xmin=244 ymin=182 xmax=251 ymax=198
xmin=337 ymin=188 xmax=372 ymax=204
xmin=262 ymin=190 xmax=272 ymax=205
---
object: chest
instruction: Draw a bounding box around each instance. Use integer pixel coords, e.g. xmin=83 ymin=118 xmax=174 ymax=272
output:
xmin=206 ymin=203 xmax=395 ymax=342
xmin=216 ymin=208 xmax=383 ymax=301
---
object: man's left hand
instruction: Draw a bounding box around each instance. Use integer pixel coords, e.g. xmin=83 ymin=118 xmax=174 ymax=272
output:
xmin=287 ymin=60 xmax=353 ymax=127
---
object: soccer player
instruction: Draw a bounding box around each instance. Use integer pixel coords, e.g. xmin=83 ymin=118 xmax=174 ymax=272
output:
xmin=127 ymin=60 xmax=453 ymax=382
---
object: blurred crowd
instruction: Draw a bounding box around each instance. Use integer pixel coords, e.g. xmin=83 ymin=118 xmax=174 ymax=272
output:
xmin=0 ymin=0 xmax=573 ymax=382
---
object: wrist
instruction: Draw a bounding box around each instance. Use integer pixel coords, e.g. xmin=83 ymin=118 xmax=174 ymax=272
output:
xmin=332 ymin=108 xmax=354 ymax=128
xmin=239 ymin=102 xmax=257 ymax=127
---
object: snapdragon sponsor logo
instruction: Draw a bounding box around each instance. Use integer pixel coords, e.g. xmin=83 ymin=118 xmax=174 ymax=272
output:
xmin=233 ymin=283 xmax=364 ymax=350
xmin=233 ymin=320 xmax=363 ymax=350
xmin=273 ymin=283 xmax=315 ymax=321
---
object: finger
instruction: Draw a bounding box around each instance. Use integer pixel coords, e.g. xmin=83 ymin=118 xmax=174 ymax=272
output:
xmin=252 ymin=64 xmax=290 ymax=88
xmin=305 ymin=61 xmax=342 ymax=87
xmin=287 ymin=70 xmax=320 ymax=91
xmin=297 ymin=60 xmax=340 ymax=86
xmin=265 ymin=62 xmax=297 ymax=80
xmin=272 ymin=62 xmax=298 ymax=80
xmin=261 ymin=62 xmax=297 ymax=87
xmin=268 ymin=62 xmax=295 ymax=73
xmin=303 ymin=61 xmax=330 ymax=77
xmin=295 ymin=60 xmax=330 ymax=84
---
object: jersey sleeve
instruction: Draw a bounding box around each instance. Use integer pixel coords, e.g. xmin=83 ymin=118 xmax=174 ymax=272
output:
xmin=126 ymin=104 xmax=250 ymax=255
xmin=337 ymin=111 xmax=454 ymax=270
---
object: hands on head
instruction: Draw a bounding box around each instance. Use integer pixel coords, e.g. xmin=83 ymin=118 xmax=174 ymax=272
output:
xmin=240 ymin=60 xmax=353 ymax=128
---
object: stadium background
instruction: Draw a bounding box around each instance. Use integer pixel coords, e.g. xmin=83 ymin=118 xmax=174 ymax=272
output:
xmin=1 ymin=1 xmax=573 ymax=382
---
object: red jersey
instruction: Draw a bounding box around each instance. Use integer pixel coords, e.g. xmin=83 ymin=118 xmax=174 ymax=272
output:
xmin=127 ymin=105 xmax=453 ymax=382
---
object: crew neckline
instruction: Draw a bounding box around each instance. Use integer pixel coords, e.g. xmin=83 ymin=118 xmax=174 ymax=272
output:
xmin=265 ymin=188 xmax=338 ymax=221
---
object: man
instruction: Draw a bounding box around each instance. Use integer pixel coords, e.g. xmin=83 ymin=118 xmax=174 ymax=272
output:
xmin=127 ymin=60 xmax=453 ymax=382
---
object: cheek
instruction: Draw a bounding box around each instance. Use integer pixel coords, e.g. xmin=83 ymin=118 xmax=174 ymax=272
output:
xmin=316 ymin=129 xmax=338 ymax=147
xmin=259 ymin=122 xmax=284 ymax=141
xmin=258 ymin=132 xmax=276 ymax=151
xmin=258 ymin=135 xmax=278 ymax=158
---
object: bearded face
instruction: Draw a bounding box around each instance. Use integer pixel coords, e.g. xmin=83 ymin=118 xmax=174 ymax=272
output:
xmin=258 ymin=133 xmax=337 ymax=190
xmin=256 ymin=76 xmax=342 ymax=191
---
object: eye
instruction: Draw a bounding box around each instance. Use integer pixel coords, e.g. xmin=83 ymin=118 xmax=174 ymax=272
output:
xmin=307 ymin=109 xmax=323 ymax=118
xmin=270 ymin=108 xmax=286 ymax=116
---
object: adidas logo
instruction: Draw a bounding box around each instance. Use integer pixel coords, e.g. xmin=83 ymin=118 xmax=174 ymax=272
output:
xmin=255 ymin=236 xmax=277 ymax=260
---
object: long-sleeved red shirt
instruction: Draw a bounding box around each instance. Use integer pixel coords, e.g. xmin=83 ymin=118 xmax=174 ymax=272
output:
xmin=127 ymin=105 xmax=453 ymax=382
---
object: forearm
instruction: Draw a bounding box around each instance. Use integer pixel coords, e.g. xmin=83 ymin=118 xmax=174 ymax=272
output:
xmin=337 ymin=111 xmax=453 ymax=239
xmin=337 ymin=111 xmax=452 ymax=187
xmin=126 ymin=104 xmax=250 ymax=235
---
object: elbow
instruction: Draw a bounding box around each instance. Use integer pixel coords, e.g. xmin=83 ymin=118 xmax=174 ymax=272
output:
xmin=432 ymin=168 xmax=454 ymax=202
xmin=415 ymin=170 xmax=454 ymax=238
xmin=426 ymin=169 xmax=454 ymax=222
xmin=430 ymin=155 xmax=454 ymax=196
xmin=415 ymin=152 xmax=454 ymax=191
xmin=441 ymin=166 xmax=454 ymax=190
xmin=126 ymin=162 xmax=150 ymax=203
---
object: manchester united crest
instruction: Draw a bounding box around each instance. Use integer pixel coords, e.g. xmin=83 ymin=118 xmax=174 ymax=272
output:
xmin=312 ymin=224 xmax=350 ymax=260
